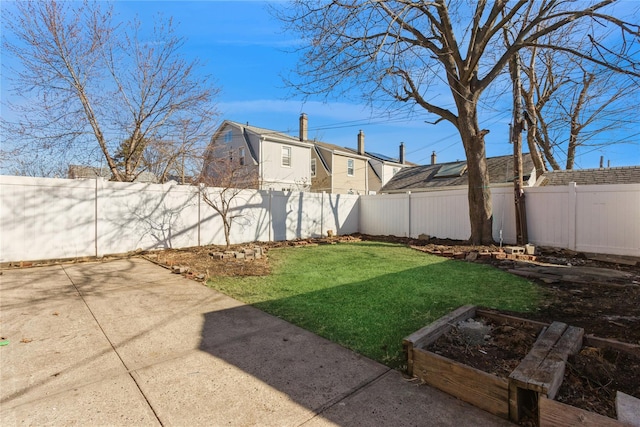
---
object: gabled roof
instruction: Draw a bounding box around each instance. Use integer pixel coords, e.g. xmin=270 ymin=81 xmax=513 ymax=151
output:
xmin=314 ymin=141 xmax=369 ymax=160
xmin=381 ymin=154 xmax=534 ymax=193
xmin=537 ymin=166 xmax=640 ymax=186
xmin=226 ymin=120 xmax=310 ymax=147
xmin=366 ymin=151 xmax=416 ymax=166
xmin=68 ymin=165 xmax=112 ymax=179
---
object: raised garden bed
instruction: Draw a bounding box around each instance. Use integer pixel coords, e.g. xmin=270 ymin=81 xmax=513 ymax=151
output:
xmin=404 ymin=305 xmax=640 ymax=426
xmin=403 ymin=305 xmax=554 ymax=420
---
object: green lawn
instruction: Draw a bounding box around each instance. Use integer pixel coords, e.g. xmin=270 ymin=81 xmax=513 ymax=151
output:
xmin=207 ymin=241 xmax=541 ymax=368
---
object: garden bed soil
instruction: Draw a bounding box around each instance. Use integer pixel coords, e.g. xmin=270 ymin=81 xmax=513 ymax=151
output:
xmin=147 ymin=234 xmax=640 ymax=420
xmin=428 ymin=318 xmax=541 ymax=378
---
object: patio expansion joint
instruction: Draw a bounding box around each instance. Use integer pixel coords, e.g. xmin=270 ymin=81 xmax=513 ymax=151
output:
xmin=61 ymin=265 xmax=165 ymax=427
xmin=297 ymin=367 xmax=393 ymax=426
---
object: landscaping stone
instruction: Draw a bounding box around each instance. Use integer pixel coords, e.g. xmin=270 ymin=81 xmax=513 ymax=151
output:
xmin=466 ymin=252 xmax=479 ymax=261
xmin=457 ymin=318 xmax=491 ymax=346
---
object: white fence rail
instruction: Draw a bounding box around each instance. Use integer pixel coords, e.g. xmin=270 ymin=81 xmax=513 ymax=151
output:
xmin=1 ymin=175 xmax=638 ymax=262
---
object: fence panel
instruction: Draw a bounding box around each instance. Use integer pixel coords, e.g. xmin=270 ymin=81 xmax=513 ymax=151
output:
xmin=574 ymin=184 xmax=640 ymax=256
xmin=97 ymin=180 xmax=200 ymax=255
xmin=199 ymin=188 xmax=271 ymax=246
xmin=1 ymin=176 xmax=638 ymax=262
xmin=324 ymin=193 xmax=360 ymax=236
xmin=524 ymin=186 xmax=572 ymax=249
xmin=360 ymin=193 xmax=409 ymax=236
xmin=410 ymin=189 xmax=470 ymax=240
xmin=0 ymin=176 xmax=96 ymax=262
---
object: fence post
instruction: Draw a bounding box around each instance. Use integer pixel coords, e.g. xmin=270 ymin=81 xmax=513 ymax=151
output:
xmin=407 ymin=191 xmax=412 ymax=238
xmin=321 ymin=191 xmax=325 ymax=238
xmin=268 ymin=189 xmax=273 ymax=242
xmin=94 ymin=178 xmax=99 ymax=257
xmin=197 ymin=183 xmax=203 ymax=247
xmin=568 ymin=182 xmax=577 ymax=251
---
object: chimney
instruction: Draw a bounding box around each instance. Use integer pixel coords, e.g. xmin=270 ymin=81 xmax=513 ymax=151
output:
xmin=299 ymin=113 xmax=308 ymax=141
xmin=600 ymin=155 xmax=604 ymax=168
xmin=399 ymin=142 xmax=405 ymax=164
xmin=357 ymin=130 xmax=365 ymax=155
xmin=431 ymin=151 xmax=437 ymax=165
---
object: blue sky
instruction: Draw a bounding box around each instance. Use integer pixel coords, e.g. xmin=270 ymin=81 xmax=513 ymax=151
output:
xmin=2 ymin=1 xmax=639 ymax=169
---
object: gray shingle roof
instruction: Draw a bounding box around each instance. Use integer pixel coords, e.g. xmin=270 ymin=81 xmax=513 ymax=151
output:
xmin=381 ymin=154 xmax=534 ymax=192
xmin=227 ymin=121 xmax=301 ymax=143
xmin=538 ymin=166 xmax=640 ymax=186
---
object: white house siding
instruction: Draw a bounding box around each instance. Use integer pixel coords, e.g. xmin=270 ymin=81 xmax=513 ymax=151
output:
xmin=205 ymin=124 xmax=259 ymax=185
xmin=332 ymin=156 xmax=368 ymax=194
xmin=260 ymin=139 xmax=311 ymax=191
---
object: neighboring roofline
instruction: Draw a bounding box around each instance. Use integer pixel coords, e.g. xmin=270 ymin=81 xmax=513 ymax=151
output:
xmin=368 ymin=160 xmax=381 ymax=181
xmin=314 ymin=142 xmax=370 ymax=161
xmin=366 ymin=152 xmax=416 ymax=167
xmin=313 ymin=145 xmax=331 ymax=175
xmin=226 ymin=120 xmax=313 ymax=149
xmin=242 ymin=128 xmax=259 ymax=165
xmin=381 ymin=182 xmax=520 ymax=194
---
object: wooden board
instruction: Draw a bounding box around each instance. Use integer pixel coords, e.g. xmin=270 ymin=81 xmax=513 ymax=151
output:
xmin=585 ymin=335 xmax=640 ymax=357
xmin=403 ymin=304 xmax=475 ymax=376
xmin=537 ymin=326 xmax=584 ymax=399
xmin=403 ymin=304 xmax=476 ymax=349
xmin=539 ymin=396 xmax=624 ymax=427
xmin=475 ymin=309 xmax=548 ymax=330
xmin=509 ymin=321 xmax=567 ymax=393
xmin=412 ymin=348 xmax=510 ymax=419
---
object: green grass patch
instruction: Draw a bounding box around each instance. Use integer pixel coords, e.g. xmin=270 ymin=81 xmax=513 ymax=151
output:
xmin=207 ymin=241 xmax=541 ymax=368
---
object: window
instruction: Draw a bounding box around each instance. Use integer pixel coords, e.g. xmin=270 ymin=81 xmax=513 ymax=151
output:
xmin=239 ymin=147 xmax=245 ymax=166
xmin=311 ymin=158 xmax=316 ymax=177
xmin=281 ymin=146 xmax=291 ymax=167
xmin=392 ymin=167 xmax=399 ymax=176
xmin=224 ymin=130 xmax=233 ymax=143
xmin=347 ymin=159 xmax=354 ymax=176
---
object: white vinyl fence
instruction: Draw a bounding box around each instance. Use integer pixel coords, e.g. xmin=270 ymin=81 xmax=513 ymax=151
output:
xmin=360 ymin=184 xmax=640 ymax=257
xmin=1 ymin=175 xmax=638 ymax=262
xmin=0 ymin=176 xmax=359 ymax=262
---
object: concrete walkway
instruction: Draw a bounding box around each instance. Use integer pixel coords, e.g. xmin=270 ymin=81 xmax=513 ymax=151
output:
xmin=0 ymin=258 xmax=513 ymax=426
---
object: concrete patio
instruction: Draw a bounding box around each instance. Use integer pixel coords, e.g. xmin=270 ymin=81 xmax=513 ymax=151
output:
xmin=0 ymin=258 xmax=513 ymax=426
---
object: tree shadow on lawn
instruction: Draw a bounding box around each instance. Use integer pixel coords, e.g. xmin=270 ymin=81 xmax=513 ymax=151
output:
xmin=198 ymin=261 xmax=538 ymax=421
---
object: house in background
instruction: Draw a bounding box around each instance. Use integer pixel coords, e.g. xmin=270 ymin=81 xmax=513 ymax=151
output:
xmin=311 ymin=129 xmax=371 ymax=194
xmin=367 ymin=141 xmax=414 ymax=193
xmin=68 ymin=165 xmax=112 ymax=180
xmin=67 ymin=165 xmax=158 ymax=183
xmin=536 ymin=166 xmax=640 ymax=186
xmin=203 ymin=113 xmax=419 ymax=194
xmin=381 ymin=153 xmax=537 ymax=193
xmin=202 ymin=118 xmax=313 ymax=191
xmin=311 ymin=127 xmax=414 ymax=194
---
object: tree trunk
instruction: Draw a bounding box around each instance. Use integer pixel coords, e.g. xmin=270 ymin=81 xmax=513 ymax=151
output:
xmin=457 ymin=104 xmax=493 ymax=245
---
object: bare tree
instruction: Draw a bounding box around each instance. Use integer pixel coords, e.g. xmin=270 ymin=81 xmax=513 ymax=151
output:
xmin=521 ymin=44 xmax=638 ymax=170
xmin=1 ymin=0 xmax=219 ymax=181
xmin=199 ymin=142 xmax=259 ymax=250
xmin=275 ymin=0 xmax=640 ymax=244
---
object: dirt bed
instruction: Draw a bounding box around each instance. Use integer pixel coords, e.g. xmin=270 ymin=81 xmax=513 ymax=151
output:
xmin=146 ymin=234 xmax=640 ymax=419
xmin=428 ymin=318 xmax=541 ymax=378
